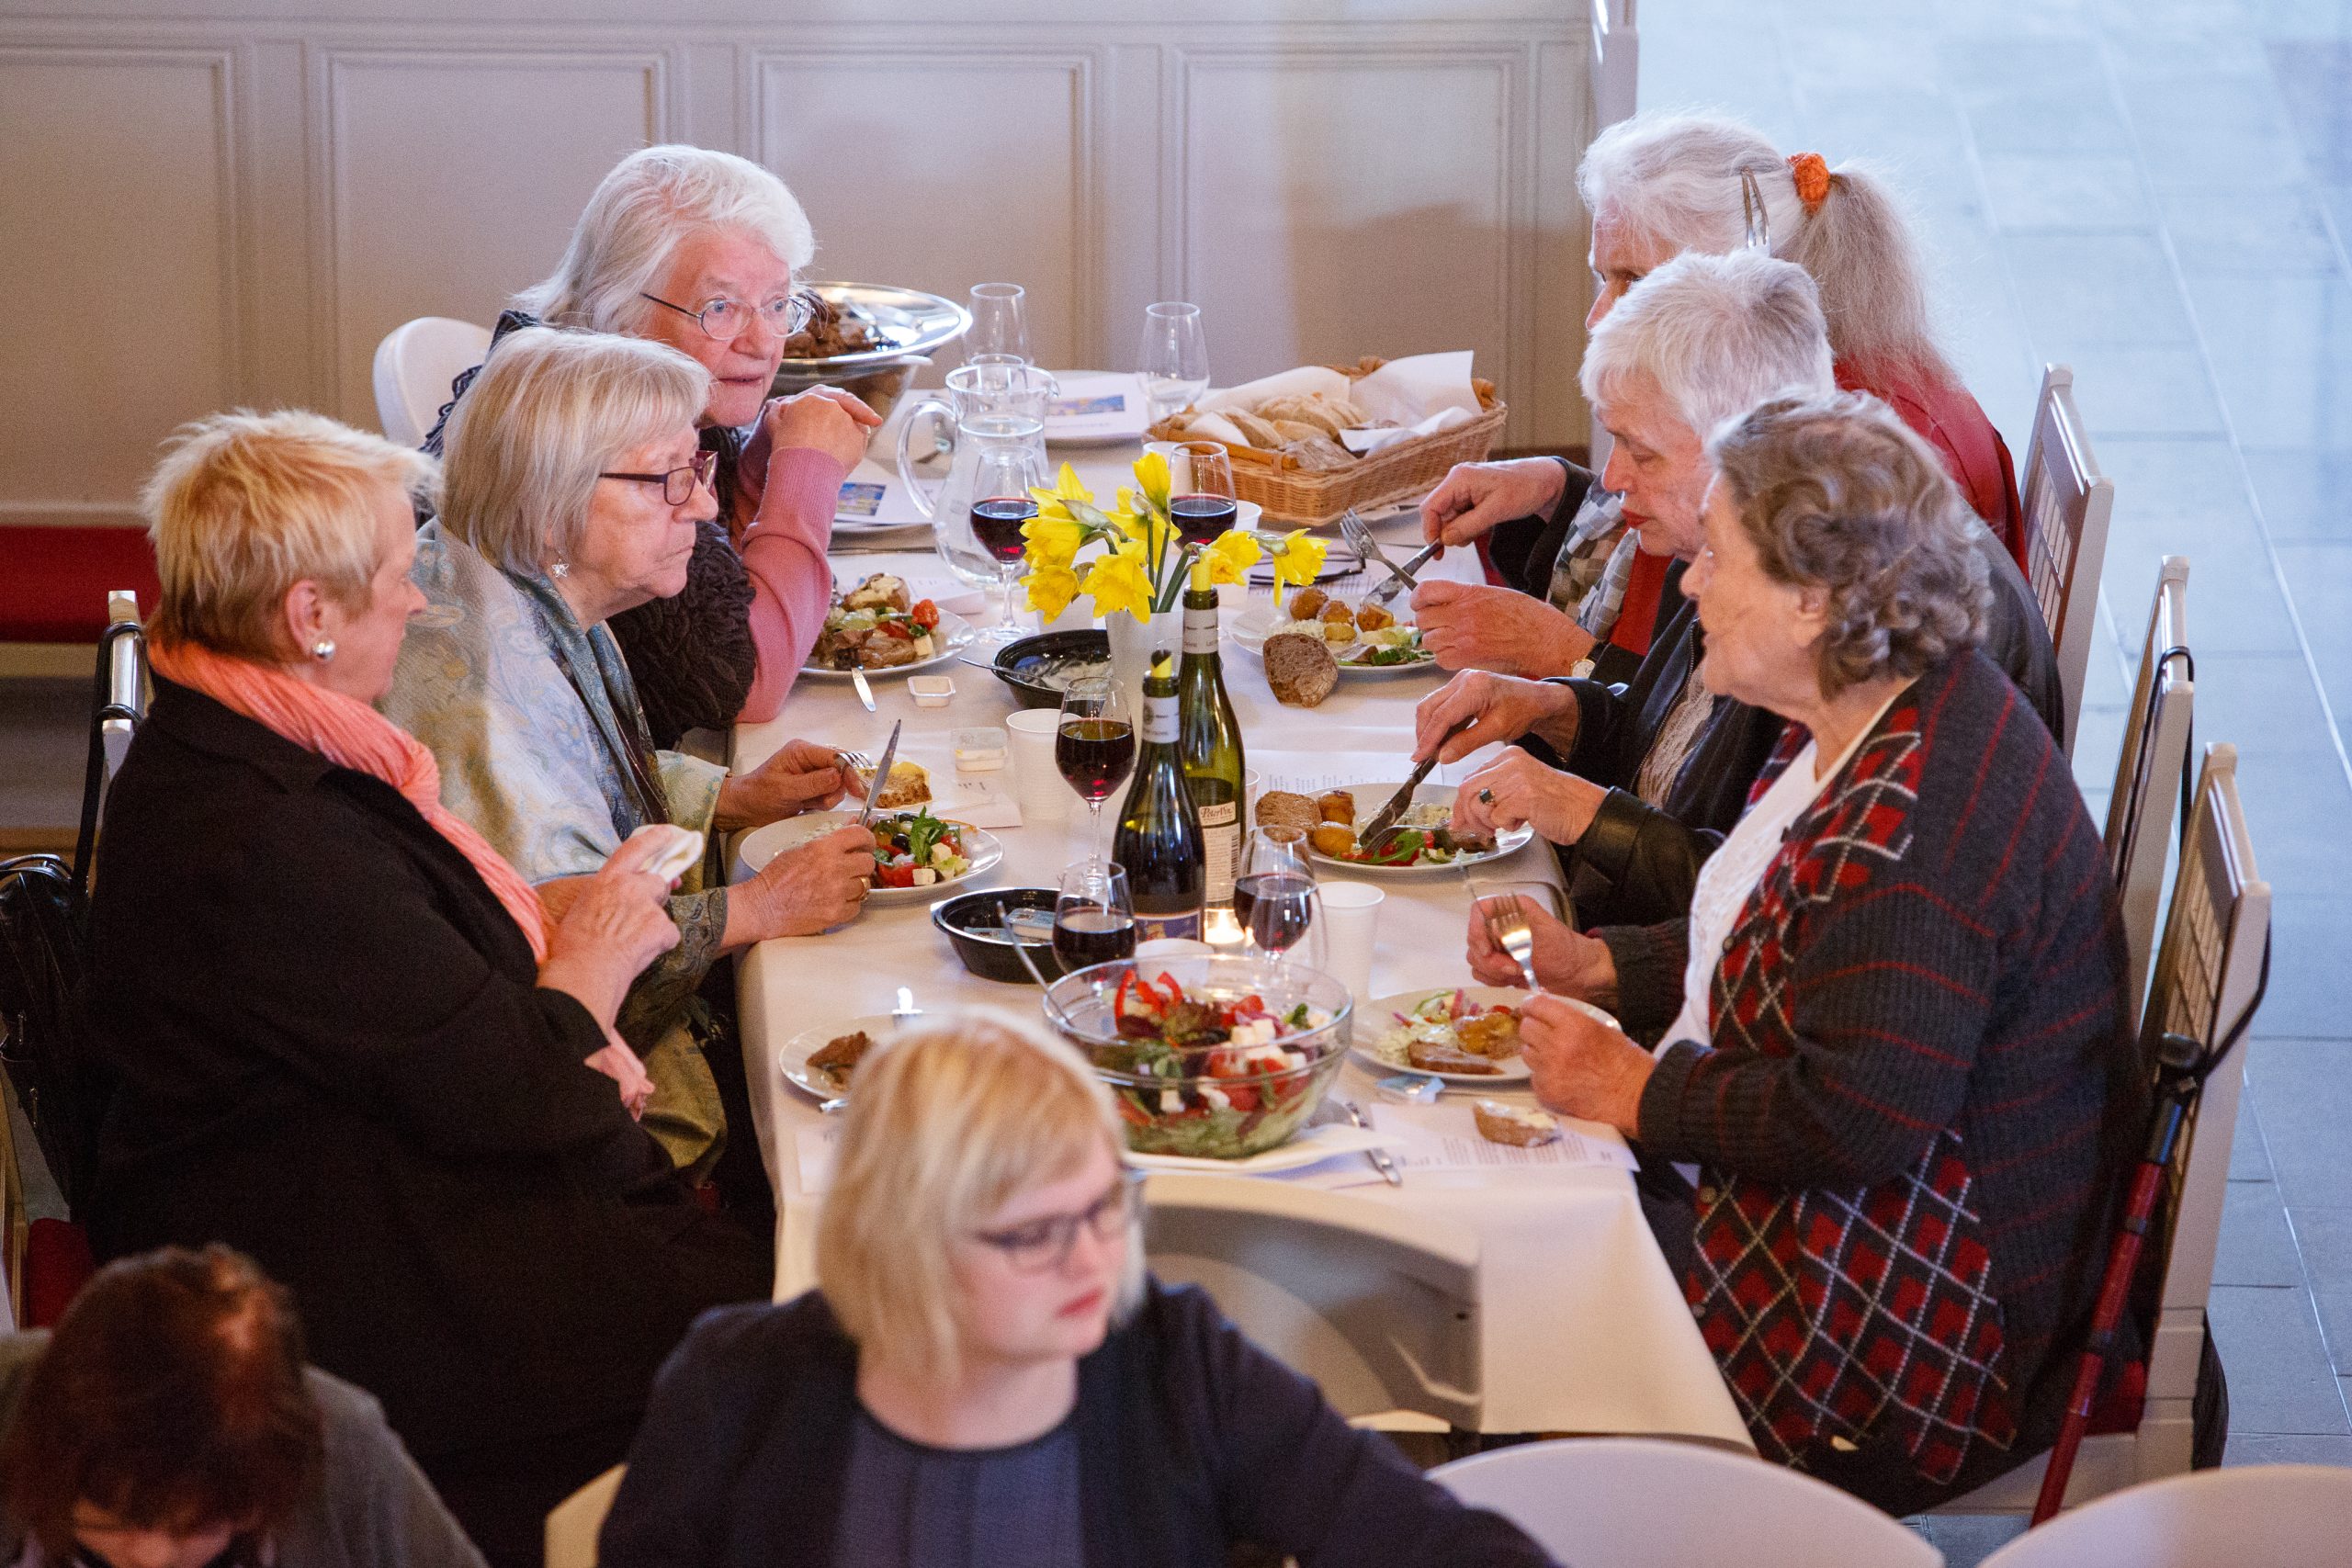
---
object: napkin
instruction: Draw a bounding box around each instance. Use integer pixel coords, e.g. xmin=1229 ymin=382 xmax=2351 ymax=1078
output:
xmin=1367 ymin=1100 xmax=1636 ymax=1171
xmin=1345 ymin=350 xmax=1481 ymax=426
xmin=888 ymin=733 xmax=1024 ymax=828
xmin=1198 ymin=365 xmax=1353 ymax=413
xmin=1342 ymin=405 xmax=1476 ymax=456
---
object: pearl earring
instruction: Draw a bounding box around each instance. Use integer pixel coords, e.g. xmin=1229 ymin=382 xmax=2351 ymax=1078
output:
xmin=311 ymin=637 xmax=336 ymax=662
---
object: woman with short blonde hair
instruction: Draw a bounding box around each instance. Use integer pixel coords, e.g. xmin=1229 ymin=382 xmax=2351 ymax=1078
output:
xmin=88 ymin=409 xmax=769 ymax=1568
xmin=601 ymin=1012 xmax=1557 ymax=1568
xmin=426 ymin=143 xmax=878 ymax=746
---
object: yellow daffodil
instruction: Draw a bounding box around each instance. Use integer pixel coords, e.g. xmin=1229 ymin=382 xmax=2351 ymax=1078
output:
xmin=1020 ymin=513 xmax=1084 ymax=569
xmin=1132 ymin=450 xmax=1172 ymax=515
xmin=1270 ymin=528 xmax=1328 ymax=609
xmin=1028 ymin=463 xmax=1095 ymax=518
xmin=1080 ymin=546 xmax=1155 ymax=621
xmin=1201 ymin=527 xmax=1262 ymax=586
xmin=1021 ymin=561 xmax=1080 ymax=622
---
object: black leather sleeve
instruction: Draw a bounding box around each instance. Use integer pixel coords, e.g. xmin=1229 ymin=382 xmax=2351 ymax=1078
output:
xmin=1573 ymin=787 xmax=1726 ymax=931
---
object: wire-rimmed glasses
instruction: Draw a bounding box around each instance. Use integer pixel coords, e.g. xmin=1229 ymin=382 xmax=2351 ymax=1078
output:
xmin=639 ymin=290 xmax=813 ymax=343
xmin=597 ymin=448 xmax=719 ymax=505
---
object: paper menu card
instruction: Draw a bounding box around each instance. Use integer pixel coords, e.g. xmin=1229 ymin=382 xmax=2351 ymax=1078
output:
xmin=1045 ymin=371 xmax=1151 ymax=441
xmin=1368 ymin=1100 xmax=1636 ymax=1172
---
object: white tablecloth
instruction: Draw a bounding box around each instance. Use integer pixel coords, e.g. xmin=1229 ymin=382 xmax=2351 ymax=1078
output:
xmin=733 ymin=444 xmax=1748 ymax=1447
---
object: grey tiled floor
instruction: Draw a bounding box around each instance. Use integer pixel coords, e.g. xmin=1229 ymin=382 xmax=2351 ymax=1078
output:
xmin=1644 ymin=0 xmax=2352 ymax=1557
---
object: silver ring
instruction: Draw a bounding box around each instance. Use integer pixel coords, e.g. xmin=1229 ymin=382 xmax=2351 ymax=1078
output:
xmin=1477 ymin=787 xmax=1496 ymax=806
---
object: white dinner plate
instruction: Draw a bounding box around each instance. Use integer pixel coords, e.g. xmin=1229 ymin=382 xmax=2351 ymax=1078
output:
xmin=800 ymin=608 xmax=978 ymax=680
xmin=1227 ymin=600 xmax=1438 ymax=679
xmin=1353 ymin=986 xmax=1536 ymax=1085
xmin=777 ymin=1011 xmax=909 ymax=1102
xmin=733 ymin=809 xmax=1004 ymax=907
xmin=1125 ymin=1122 xmax=1399 ymax=1174
xmin=1299 ymin=782 xmax=1535 ymax=877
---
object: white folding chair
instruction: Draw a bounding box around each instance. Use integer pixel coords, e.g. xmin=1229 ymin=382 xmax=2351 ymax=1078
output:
xmin=2019 ymin=364 xmax=2116 ymax=759
xmin=371 ymin=316 xmax=492 ymax=447
xmin=544 ymin=1464 xmax=624 ymax=1568
xmin=1977 ymin=1464 xmax=2352 ymax=1568
xmin=1938 ymin=744 xmax=2268 ymax=1517
xmin=1433 ymin=1437 xmax=1942 ymax=1568
xmin=2104 ymin=557 xmax=2192 ymax=1010
xmin=1142 ymin=1171 xmax=1480 ymax=1427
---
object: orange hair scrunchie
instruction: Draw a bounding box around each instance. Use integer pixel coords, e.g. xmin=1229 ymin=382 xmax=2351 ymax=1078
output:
xmin=1788 ymin=152 xmax=1832 ymax=213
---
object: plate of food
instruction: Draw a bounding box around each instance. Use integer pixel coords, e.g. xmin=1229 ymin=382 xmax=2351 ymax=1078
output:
xmin=1229 ymin=589 xmax=1436 ymax=677
xmin=1355 ymin=987 xmax=1534 ymax=1084
xmin=735 ymin=803 xmax=1003 ymax=906
xmin=1256 ymin=784 xmax=1534 ymax=874
xmin=805 ymin=573 xmax=978 ymax=677
xmin=777 ymin=1012 xmax=903 ymax=1102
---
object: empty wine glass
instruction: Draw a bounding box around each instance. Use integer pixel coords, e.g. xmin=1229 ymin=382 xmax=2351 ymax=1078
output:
xmin=1234 ymin=827 xmax=1325 ymax=969
xmin=1056 ymin=677 xmax=1135 ymax=861
xmin=968 ymin=283 xmax=1031 ymax=364
xmin=1137 ymin=302 xmax=1209 ymax=425
xmin=1054 ymin=860 xmax=1136 ymax=971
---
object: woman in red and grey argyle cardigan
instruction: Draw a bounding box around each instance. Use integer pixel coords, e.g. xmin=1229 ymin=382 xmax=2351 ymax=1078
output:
xmin=1505 ymin=393 xmax=2148 ymax=1515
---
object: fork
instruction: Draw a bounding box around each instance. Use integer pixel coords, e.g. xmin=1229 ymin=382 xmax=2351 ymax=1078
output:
xmin=835 ymin=749 xmax=874 ymax=775
xmin=1476 ymin=889 xmax=1542 ymax=992
xmin=1336 ymin=1098 xmax=1403 ymax=1187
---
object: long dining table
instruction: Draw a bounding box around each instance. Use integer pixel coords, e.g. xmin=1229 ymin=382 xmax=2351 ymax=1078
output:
xmin=731 ymin=430 xmax=1749 ymax=1449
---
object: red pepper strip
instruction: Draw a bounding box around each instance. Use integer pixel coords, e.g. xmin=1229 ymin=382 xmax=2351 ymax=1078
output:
xmin=1115 ymin=970 xmax=1136 ymax=1021
xmin=1157 ymin=972 xmax=1185 ymax=1009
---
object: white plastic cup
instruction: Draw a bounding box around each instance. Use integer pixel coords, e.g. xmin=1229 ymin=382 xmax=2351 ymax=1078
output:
xmin=1317 ymin=881 xmax=1385 ymax=1001
xmin=1004 ymin=708 xmax=1072 ymax=824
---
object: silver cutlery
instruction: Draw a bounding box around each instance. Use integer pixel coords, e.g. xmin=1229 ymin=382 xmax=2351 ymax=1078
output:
xmin=1337 ymin=1098 xmax=1403 ymax=1187
xmin=1365 ymin=537 xmax=1443 ymax=607
xmin=1356 ymin=714 xmax=1476 ymax=854
xmin=1339 ymin=509 xmax=1441 ymax=608
xmin=851 ymin=665 xmax=876 ymax=712
xmin=854 ymin=721 xmax=903 ymax=829
xmin=1476 ymin=888 xmax=1541 ymax=991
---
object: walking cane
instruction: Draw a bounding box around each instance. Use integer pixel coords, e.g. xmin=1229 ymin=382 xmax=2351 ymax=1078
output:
xmin=2030 ymin=934 xmax=2269 ymax=1525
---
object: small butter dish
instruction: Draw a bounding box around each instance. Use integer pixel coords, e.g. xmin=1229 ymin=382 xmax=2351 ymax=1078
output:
xmin=908 ymin=675 xmax=956 ymax=707
xmin=953 ymin=727 xmax=1008 ymax=771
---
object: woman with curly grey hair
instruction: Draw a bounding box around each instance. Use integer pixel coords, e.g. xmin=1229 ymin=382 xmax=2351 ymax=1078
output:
xmin=1498 ymin=390 xmax=2147 ymax=1516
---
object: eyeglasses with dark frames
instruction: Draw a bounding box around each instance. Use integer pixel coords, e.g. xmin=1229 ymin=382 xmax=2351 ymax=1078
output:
xmin=639 ymin=288 xmax=814 ymax=344
xmin=972 ymin=1168 xmax=1144 ymax=1275
xmin=597 ymin=447 xmax=719 ymax=506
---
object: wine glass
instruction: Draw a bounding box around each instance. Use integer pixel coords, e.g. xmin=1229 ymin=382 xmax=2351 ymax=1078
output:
xmin=965 ymin=434 xmax=1046 ymax=642
xmin=968 ymin=283 xmax=1031 ymax=364
xmin=1056 ymin=677 xmax=1135 ymax=859
xmin=1234 ymin=827 xmax=1326 ymax=969
xmin=1054 ymin=860 xmax=1136 ymax=971
xmin=1167 ymin=440 xmax=1238 ymax=545
xmin=1137 ymin=302 xmax=1209 ymax=425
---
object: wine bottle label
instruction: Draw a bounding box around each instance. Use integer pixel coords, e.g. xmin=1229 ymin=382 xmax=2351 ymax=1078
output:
xmin=1136 ymin=909 xmax=1204 ymax=942
xmin=1141 ymin=692 xmax=1179 ymax=744
xmin=1197 ymin=801 xmax=1240 ymax=903
xmin=1182 ymin=604 xmax=1219 ymax=655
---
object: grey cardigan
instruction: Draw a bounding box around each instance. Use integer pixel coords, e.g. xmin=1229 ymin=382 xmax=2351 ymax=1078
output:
xmin=0 ymin=1333 xmax=485 ymax=1568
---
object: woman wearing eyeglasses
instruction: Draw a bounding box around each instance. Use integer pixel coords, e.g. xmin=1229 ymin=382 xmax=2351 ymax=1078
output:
xmin=383 ymin=326 xmax=875 ymax=1184
xmin=424 ymin=145 xmax=878 ymax=747
xmin=598 ymin=1012 xmax=1556 ymax=1568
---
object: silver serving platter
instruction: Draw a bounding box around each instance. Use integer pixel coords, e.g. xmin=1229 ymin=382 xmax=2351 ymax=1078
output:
xmin=777 ymin=282 xmax=972 ymax=375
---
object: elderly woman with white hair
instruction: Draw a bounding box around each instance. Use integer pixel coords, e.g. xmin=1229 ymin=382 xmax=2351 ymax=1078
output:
xmin=1505 ymin=392 xmax=2144 ymax=1515
xmin=1416 ymin=110 xmax=2024 ymax=681
xmin=84 ymin=411 xmax=770 ymax=1568
xmin=386 ymin=326 xmax=876 ymax=1183
xmin=425 ymin=144 xmax=876 ymax=747
xmin=598 ymin=1013 xmax=1556 ymax=1568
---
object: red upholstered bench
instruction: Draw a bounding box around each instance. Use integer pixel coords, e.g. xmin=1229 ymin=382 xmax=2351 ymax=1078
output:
xmin=0 ymin=527 xmax=161 ymax=643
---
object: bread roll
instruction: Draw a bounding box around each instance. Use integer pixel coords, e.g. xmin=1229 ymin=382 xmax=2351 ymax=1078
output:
xmin=1315 ymin=790 xmax=1355 ymax=824
xmin=1262 ymin=631 xmax=1339 ymax=707
xmin=1472 ymin=1100 xmax=1560 ymax=1146
xmin=1268 ymin=418 xmax=1324 ymax=445
xmin=1254 ymin=790 xmax=1319 ymax=833
xmin=1227 ymin=410 xmax=1283 ymax=448
xmin=1283 ymin=436 xmax=1355 ymax=471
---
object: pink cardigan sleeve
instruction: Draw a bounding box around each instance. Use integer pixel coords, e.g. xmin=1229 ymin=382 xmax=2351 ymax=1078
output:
xmin=734 ymin=447 xmax=848 ymax=724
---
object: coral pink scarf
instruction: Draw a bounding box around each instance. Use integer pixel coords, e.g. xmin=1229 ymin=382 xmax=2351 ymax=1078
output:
xmin=151 ymin=637 xmax=550 ymax=956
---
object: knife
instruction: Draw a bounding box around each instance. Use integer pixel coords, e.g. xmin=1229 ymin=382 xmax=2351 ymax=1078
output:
xmin=850 ymin=665 xmax=876 ymax=712
xmin=855 ymin=719 xmax=903 ymax=828
xmin=1355 ymin=715 xmax=1476 ymax=850
xmin=1363 ymin=539 xmax=1443 ymax=607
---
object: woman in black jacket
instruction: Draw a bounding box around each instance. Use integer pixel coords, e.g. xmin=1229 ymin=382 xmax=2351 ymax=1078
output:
xmin=599 ymin=1014 xmax=1556 ymax=1568
xmin=84 ymin=411 xmax=770 ymax=1568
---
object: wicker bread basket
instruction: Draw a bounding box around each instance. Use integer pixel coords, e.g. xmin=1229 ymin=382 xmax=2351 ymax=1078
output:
xmin=1145 ymin=356 xmax=1506 ymax=526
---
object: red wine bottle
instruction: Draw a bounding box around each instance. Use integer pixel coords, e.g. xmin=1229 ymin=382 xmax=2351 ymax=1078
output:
xmin=1113 ymin=653 xmax=1204 ymax=942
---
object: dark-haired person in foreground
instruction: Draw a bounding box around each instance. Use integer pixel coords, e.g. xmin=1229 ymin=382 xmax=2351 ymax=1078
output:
xmin=0 ymin=1245 xmax=483 ymax=1568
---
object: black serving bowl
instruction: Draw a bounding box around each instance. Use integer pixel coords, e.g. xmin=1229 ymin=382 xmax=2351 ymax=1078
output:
xmin=933 ymin=886 xmax=1071 ymax=985
xmin=991 ymin=629 xmax=1111 ymax=710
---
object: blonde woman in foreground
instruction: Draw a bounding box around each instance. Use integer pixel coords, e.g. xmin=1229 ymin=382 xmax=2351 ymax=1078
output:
xmin=598 ymin=1013 xmax=1559 ymax=1568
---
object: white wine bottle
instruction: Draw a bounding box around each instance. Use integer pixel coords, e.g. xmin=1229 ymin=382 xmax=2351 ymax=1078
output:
xmin=1177 ymin=557 xmax=1246 ymax=908
xmin=1114 ymin=651 xmax=1205 ymax=941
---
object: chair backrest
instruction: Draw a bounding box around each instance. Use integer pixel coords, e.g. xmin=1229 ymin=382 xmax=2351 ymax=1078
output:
xmin=2135 ymin=745 xmax=2268 ymax=1454
xmin=1433 ymin=1437 xmax=1943 ymax=1568
xmin=371 ymin=316 xmax=492 ymax=447
xmin=2019 ymin=365 xmax=2116 ymax=758
xmin=1978 ymin=1463 xmax=2352 ymax=1568
xmin=2104 ymin=557 xmax=2192 ymax=1010
xmin=545 ymin=1464 xmax=625 ymax=1568
xmin=1141 ymin=1170 xmax=1480 ymax=1427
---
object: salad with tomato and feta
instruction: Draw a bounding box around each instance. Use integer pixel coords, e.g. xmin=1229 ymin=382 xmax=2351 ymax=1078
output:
xmin=868 ymin=808 xmax=972 ymax=889
xmin=1091 ymin=973 xmax=1340 ymax=1159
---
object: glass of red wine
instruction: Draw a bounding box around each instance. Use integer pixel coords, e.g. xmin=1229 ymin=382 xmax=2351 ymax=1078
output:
xmin=1234 ymin=827 xmax=1326 ymax=969
xmin=966 ymin=435 xmax=1046 ymax=642
xmin=1056 ymin=676 xmax=1135 ymax=860
xmin=1167 ymin=440 xmax=1238 ymax=546
xmin=1054 ymin=859 xmax=1136 ymax=971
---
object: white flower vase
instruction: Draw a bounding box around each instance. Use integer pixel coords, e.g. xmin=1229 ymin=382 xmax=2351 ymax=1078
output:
xmin=1106 ymin=604 xmax=1182 ymax=716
